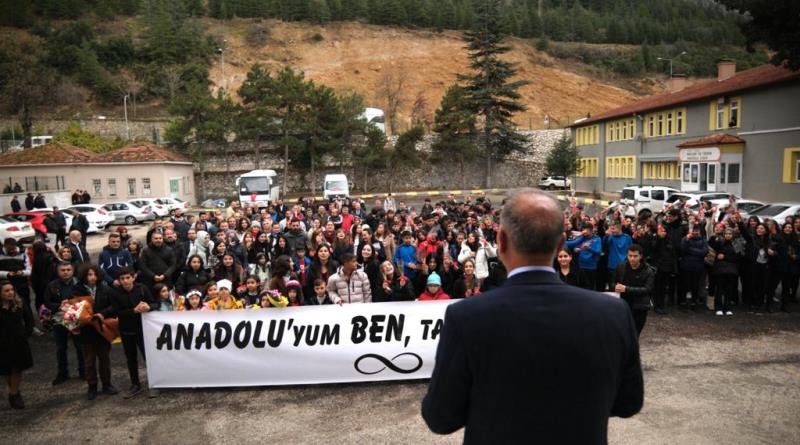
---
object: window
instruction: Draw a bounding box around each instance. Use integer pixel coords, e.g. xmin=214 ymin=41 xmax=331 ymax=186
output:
xmin=646 ymin=108 xmax=687 ymax=138
xmin=107 ymin=179 xmax=117 ymax=197
xmin=651 ymin=190 xmax=665 ymax=201
xmin=143 ymin=178 xmax=151 ymax=196
xmin=642 ymin=161 xmax=679 ymax=180
xmin=690 ymin=165 xmax=699 ymax=183
xmin=605 ymin=118 xmax=636 ymax=143
xmin=729 ymin=99 xmax=739 ymax=127
xmin=92 ymin=179 xmax=102 ymax=196
xmin=127 ymin=178 xmax=136 ymax=196
xmin=720 ymin=163 xmax=726 ymax=183
xmin=710 ymin=97 xmax=742 ymax=130
xmin=577 ymin=158 xmax=599 ymax=177
xmin=727 ymin=163 xmax=740 ymax=184
xmin=606 ymin=156 xmax=636 ymax=179
xmin=575 ymin=125 xmax=600 ymax=146
xmin=782 ymin=148 xmax=800 ymax=183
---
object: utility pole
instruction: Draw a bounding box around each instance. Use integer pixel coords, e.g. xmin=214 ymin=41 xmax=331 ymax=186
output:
xmin=657 ymin=51 xmax=687 ymax=78
xmin=123 ymin=94 xmax=130 ymax=140
xmin=217 ymin=39 xmax=227 ymax=91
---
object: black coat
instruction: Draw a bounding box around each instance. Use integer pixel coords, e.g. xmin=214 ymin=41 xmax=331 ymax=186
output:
xmin=175 ymin=268 xmax=211 ymax=295
xmin=0 ymin=304 xmax=34 ymax=374
xmin=615 ymin=262 xmax=655 ymax=310
xmin=68 ymin=241 xmax=90 ymax=265
xmin=376 ymin=275 xmax=415 ymax=302
xmin=642 ymin=234 xmax=678 ymax=273
xmin=110 ymin=283 xmax=154 ymax=335
xmin=709 ymin=237 xmax=742 ymax=276
xmin=138 ymin=244 xmax=177 ymax=288
xmin=422 ymin=271 xmax=643 ymax=444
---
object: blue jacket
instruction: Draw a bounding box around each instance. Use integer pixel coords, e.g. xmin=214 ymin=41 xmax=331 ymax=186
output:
xmin=604 ymin=233 xmax=633 ymax=270
xmin=680 ymin=237 xmax=709 ymax=272
xmin=566 ymin=235 xmax=602 ymax=270
xmin=98 ymin=246 xmax=134 ymax=285
xmin=392 ymin=243 xmax=419 ymax=278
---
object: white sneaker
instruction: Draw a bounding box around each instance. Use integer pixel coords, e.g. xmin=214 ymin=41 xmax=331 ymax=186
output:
xmin=715 ymin=310 xmax=724 ymax=316
xmin=725 ymin=311 xmax=733 ymax=316
xmin=33 ymin=327 xmax=44 ymax=336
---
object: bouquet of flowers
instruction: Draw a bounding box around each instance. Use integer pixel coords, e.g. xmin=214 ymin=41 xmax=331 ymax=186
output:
xmin=38 ymin=305 xmax=54 ymax=332
xmin=59 ymin=299 xmax=91 ymax=332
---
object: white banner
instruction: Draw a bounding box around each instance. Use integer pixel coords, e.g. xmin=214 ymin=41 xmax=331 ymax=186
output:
xmin=142 ymin=301 xmax=455 ymax=388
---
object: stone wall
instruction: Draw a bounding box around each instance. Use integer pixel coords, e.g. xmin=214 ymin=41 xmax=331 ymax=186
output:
xmin=0 ymin=118 xmax=168 ymax=142
xmin=194 ymin=129 xmax=567 ymax=198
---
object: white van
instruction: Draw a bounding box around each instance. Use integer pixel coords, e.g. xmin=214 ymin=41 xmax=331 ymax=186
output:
xmin=323 ymin=174 xmax=350 ymax=200
xmin=236 ymin=170 xmax=280 ymax=209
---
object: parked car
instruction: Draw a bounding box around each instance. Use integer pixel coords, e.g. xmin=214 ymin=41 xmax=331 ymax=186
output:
xmin=65 ymin=205 xmax=115 ymax=233
xmin=663 ymin=191 xmax=738 ymax=212
xmin=689 ymin=199 xmax=766 ymax=222
xmin=619 ymin=186 xmax=681 ymax=217
xmin=102 ymin=201 xmax=156 ymax=225
xmin=748 ymin=203 xmax=800 ymax=225
xmin=26 ymin=209 xmax=74 ymax=235
xmin=0 ymin=216 xmax=36 ymax=244
xmin=130 ymin=198 xmax=170 ymax=217
xmin=155 ymin=197 xmax=190 ymax=214
xmin=200 ymin=198 xmax=227 ymax=209
xmin=538 ymin=176 xmax=572 ymax=190
xmin=4 ymin=211 xmax=51 ymax=237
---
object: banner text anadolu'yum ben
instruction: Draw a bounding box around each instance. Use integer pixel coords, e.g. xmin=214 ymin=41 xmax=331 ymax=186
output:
xmin=142 ymin=301 xmax=454 ymax=388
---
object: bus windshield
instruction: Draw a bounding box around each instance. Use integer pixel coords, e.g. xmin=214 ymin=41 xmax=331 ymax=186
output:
xmin=325 ymin=180 xmax=348 ymax=192
xmin=240 ymin=177 xmax=271 ymax=195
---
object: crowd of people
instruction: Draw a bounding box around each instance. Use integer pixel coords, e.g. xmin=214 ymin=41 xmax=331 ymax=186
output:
xmin=1 ymin=191 xmax=798 ymax=409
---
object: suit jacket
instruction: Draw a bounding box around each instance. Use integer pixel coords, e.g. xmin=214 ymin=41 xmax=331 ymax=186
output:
xmin=421 ymin=270 xmax=643 ymax=445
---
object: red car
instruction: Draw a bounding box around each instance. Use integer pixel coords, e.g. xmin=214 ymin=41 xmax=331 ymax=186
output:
xmin=4 ymin=212 xmax=50 ymax=236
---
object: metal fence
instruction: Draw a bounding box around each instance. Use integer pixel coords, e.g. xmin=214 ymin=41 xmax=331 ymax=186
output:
xmin=1 ymin=176 xmax=66 ymax=194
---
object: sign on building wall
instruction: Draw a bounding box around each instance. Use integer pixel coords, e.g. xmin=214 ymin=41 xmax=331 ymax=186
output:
xmin=678 ymin=147 xmax=721 ymax=162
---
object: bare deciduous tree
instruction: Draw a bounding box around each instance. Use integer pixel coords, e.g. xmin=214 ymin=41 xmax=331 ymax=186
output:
xmin=411 ymin=92 xmax=431 ymax=130
xmin=378 ymin=70 xmax=406 ymax=135
xmin=163 ymin=65 xmax=184 ymax=104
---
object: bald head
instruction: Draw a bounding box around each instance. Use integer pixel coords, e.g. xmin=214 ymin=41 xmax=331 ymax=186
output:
xmin=499 ymin=188 xmax=563 ymax=259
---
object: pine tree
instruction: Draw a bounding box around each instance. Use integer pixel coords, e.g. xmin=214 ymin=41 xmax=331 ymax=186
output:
xmin=545 ymin=133 xmax=579 ymax=179
xmin=430 ymin=84 xmax=477 ymax=189
xmin=458 ymin=0 xmax=530 ymax=188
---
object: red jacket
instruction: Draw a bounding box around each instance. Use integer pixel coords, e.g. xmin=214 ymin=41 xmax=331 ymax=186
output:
xmin=419 ymin=288 xmax=450 ymax=301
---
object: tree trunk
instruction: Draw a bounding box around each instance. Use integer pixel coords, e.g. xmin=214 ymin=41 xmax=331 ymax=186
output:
xmin=363 ymin=166 xmax=368 ymax=193
xmin=310 ymin=148 xmax=316 ymax=198
xmin=460 ymin=157 xmax=466 ymax=190
xmin=20 ymin=104 xmax=32 ymax=149
xmin=283 ymin=130 xmax=289 ymax=197
xmin=197 ymin=143 xmax=207 ymax=200
xmin=254 ymin=143 xmax=261 ymax=170
xmin=484 ymin=130 xmax=492 ymax=189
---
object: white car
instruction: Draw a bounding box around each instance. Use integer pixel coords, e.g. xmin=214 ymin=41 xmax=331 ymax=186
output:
xmin=689 ymin=199 xmax=766 ymax=222
xmin=620 ymin=186 xmax=680 ymax=217
xmin=538 ymin=176 xmax=572 ymax=190
xmin=65 ymin=205 xmax=115 ymax=233
xmin=748 ymin=203 xmax=800 ymax=225
xmin=102 ymin=201 xmax=156 ymax=225
xmin=155 ymin=197 xmax=190 ymax=214
xmin=0 ymin=216 xmax=36 ymax=244
xmin=663 ymin=191 xmax=738 ymax=212
xmin=130 ymin=199 xmax=171 ymax=217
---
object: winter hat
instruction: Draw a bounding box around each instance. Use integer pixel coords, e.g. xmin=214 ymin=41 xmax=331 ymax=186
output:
xmin=216 ymin=279 xmax=233 ymax=292
xmin=286 ymin=280 xmax=302 ymax=294
xmin=426 ymin=272 xmax=442 ymax=287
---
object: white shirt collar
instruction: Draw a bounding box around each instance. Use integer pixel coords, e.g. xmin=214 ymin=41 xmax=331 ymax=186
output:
xmin=507 ymin=265 xmax=557 ymax=278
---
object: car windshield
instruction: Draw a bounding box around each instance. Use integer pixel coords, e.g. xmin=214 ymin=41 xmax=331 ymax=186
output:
xmin=750 ymin=205 xmax=790 ymax=217
xmin=0 ymin=216 xmax=17 ymax=224
xmin=240 ymin=177 xmax=271 ymax=194
xmin=325 ymin=180 xmax=348 ymax=192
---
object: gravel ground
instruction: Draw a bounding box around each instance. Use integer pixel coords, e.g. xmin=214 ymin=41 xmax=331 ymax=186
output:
xmin=9 ymin=197 xmax=795 ymax=444
xmin=3 ymin=304 xmax=799 ymax=444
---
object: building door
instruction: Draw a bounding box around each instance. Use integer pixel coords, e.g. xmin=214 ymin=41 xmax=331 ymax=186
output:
xmin=169 ymin=178 xmax=180 ymax=198
xmin=699 ymin=163 xmax=708 ymax=191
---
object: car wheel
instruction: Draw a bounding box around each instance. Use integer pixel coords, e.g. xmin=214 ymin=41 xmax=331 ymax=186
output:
xmin=548 ymin=184 xmax=556 ymax=191
xmin=124 ymin=216 xmax=137 ymax=225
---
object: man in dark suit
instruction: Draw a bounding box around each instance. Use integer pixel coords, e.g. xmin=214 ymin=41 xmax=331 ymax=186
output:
xmin=422 ymin=188 xmax=643 ymax=444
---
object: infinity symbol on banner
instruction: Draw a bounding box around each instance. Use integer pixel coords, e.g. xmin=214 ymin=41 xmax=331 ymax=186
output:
xmin=354 ymin=353 xmax=423 ymax=375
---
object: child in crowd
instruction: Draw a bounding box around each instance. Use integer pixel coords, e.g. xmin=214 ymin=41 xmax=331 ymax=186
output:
xmin=418 ymin=273 xmax=450 ymax=301
xmin=183 ymin=290 xmax=203 ymax=311
xmin=260 ymin=289 xmax=288 ymax=308
xmin=305 ymin=279 xmax=333 ymax=305
xmin=203 ymin=280 xmax=243 ymax=310
xmin=237 ymin=275 xmax=262 ymax=307
xmin=154 ymin=284 xmax=175 ymax=311
xmin=286 ymin=280 xmax=303 ymax=307
xmin=249 ymin=253 xmax=270 ymax=284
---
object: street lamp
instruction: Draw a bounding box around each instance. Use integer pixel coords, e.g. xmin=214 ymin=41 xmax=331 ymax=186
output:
xmin=123 ymin=94 xmax=130 ymax=141
xmin=657 ymin=51 xmax=687 ymax=78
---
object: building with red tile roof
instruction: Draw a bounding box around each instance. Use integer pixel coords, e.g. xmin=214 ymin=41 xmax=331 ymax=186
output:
xmin=568 ymin=61 xmax=800 ymax=203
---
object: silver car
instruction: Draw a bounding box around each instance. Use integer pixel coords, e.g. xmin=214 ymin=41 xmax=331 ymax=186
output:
xmin=102 ymin=201 xmax=156 ymax=225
